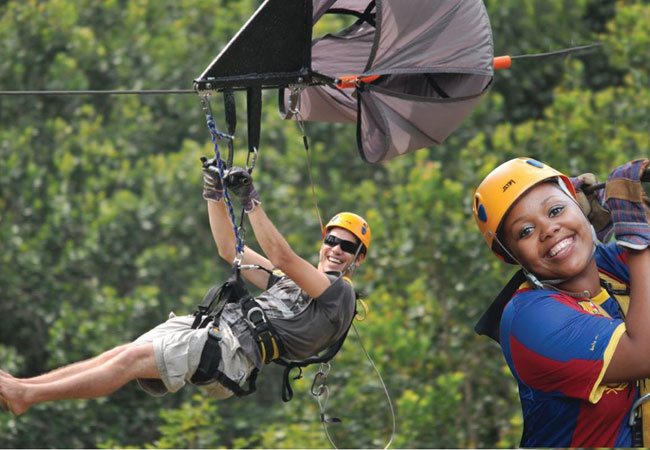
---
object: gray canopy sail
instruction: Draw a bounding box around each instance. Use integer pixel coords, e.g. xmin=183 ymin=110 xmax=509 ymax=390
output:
xmin=280 ymin=0 xmax=494 ymax=164
xmin=195 ymin=0 xmax=494 ymax=165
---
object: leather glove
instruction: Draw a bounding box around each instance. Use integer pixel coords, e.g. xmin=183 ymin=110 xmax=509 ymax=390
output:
xmin=605 ymin=158 xmax=650 ymax=250
xmin=223 ymin=167 xmax=261 ymax=212
xmin=200 ymin=156 xmax=224 ymax=203
xmin=570 ymin=173 xmax=612 ymax=242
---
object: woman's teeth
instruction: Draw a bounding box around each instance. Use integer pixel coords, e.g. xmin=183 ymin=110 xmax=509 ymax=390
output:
xmin=548 ymin=237 xmax=573 ymax=257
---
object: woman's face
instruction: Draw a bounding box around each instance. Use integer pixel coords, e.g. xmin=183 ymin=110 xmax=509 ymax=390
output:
xmin=501 ymin=182 xmax=595 ymax=282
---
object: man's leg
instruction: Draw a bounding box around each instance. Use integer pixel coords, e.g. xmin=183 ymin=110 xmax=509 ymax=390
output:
xmin=0 ymin=344 xmax=132 ymax=385
xmin=0 ymin=343 xmax=159 ymax=415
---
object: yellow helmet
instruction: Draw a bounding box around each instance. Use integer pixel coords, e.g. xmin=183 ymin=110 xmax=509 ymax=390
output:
xmin=324 ymin=212 xmax=371 ymax=254
xmin=473 ymin=158 xmax=576 ymax=263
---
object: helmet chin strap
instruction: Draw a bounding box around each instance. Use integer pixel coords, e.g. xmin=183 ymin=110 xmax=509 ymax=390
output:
xmin=341 ymin=245 xmax=363 ymax=277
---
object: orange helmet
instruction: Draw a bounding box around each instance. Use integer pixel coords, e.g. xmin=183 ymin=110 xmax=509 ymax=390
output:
xmin=324 ymin=212 xmax=371 ymax=254
xmin=473 ymin=158 xmax=576 ymax=263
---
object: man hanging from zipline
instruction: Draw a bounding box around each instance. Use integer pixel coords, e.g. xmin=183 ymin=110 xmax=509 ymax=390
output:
xmin=0 ymin=158 xmax=370 ymax=415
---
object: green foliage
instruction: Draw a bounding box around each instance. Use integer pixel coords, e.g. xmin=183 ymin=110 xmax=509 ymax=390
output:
xmin=485 ymin=0 xmax=622 ymax=123
xmin=1 ymin=0 xmax=649 ymax=448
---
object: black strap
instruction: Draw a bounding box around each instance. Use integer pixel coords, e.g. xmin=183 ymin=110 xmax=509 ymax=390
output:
xmin=246 ymin=87 xmax=261 ymax=156
xmin=474 ymin=270 xmax=527 ymax=343
xmin=191 ymin=269 xmax=250 ymax=329
xmin=600 ymin=277 xmax=631 ymax=296
xmin=191 ymin=329 xmax=259 ymax=397
xmin=191 ymin=284 xmax=227 ymax=329
xmin=632 ymin=413 xmax=643 ymax=447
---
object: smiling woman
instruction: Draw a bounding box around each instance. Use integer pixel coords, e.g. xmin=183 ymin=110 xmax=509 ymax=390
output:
xmin=472 ymin=157 xmax=650 ymax=448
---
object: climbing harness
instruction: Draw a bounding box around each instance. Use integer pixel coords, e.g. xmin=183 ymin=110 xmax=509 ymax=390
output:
xmin=188 ymin=265 xmax=359 ymax=403
xmin=189 ymin=263 xmax=284 ymax=396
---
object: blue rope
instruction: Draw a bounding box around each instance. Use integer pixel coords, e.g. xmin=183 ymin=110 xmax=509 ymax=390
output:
xmin=204 ymin=112 xmax=244 ymax=255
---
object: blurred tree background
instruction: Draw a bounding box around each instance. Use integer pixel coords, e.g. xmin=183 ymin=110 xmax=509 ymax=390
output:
xmin=1 ymin=0 xmax=649 ymax=447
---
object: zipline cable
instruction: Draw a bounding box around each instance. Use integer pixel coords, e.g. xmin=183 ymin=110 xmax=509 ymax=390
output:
xmin=0 ymin=89 xmax=195 ymax=96
xmin=352 ymin=322 xmax=396 ymax=450
xmin=288 ymin=86 xmax=325 ymax=233
xmin=511 ymin=42 xmax=603 ymax=61
xmin=494 ymin=42 xmax=603 ymax=70
xmin=311 ymin=324 xmax=396 ymax=450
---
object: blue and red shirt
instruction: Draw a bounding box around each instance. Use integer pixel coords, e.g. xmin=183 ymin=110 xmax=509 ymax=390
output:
xmin=500 ymin=243 xmax=636 ymax=447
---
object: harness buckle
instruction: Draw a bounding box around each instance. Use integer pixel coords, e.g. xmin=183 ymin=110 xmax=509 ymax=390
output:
xmin=246 ymin=306 xmax=267 ymax=327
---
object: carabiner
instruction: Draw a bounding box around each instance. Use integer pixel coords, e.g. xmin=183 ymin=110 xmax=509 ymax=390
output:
xmin=288 ymin=85 xmax=304 ymax=115
xmin=310 ymin=362 xmax=332 ymax=397
xmin=629 ymin=392 xmax=650 ymax=426
xmin=246 ymin=146 xmax=258 ymax=173
xmin=199 ymin=93 xmax=213 ymax=119
xmin=311 ymin=370 xmax=328 ymax=397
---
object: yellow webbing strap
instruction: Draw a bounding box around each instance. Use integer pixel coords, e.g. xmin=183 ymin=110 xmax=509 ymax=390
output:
xmin=356 ymin=298 xmax=369 ymax=321
xmin=257 ymin=335 xmax=280 ymax=363
xmin=257 ymin=331 xmax=281 ymax=363
xmin=341 ymin=276 xmax=370 ymax=321
xmin=270 ymin=337 xmax=280 ymax=360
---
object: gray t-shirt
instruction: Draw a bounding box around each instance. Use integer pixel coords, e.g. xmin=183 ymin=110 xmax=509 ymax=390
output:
xmin=219 ymin=272 xmax=356 ymax=368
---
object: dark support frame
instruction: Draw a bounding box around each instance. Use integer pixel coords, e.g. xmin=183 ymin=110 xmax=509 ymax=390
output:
xmin=194 ymin=0 xmax=333 ymax=92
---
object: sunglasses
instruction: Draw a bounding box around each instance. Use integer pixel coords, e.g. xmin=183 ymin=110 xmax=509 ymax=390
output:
xmin=323 ymin=234 xmax=360 ymax=254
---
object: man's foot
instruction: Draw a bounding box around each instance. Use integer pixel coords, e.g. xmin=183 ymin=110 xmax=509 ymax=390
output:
xmin=0 ymin=378 xmax=28 ymax=416
xmin=0 ymin=369 xmax=16 ymax=379
xmin=0 ymin=393 xmax=9 ymax=413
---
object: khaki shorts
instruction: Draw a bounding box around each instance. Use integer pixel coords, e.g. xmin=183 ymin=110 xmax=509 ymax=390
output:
xmin=133 ymin=312 xmax=255 ymax=399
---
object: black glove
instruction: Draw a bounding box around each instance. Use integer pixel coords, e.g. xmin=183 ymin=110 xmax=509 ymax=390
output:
xmin=570 ymin=173 xmax=612 ymax=242
xmin=223 ymin=167 xmax=261 ymax=212
xmin=200 ymin=156 xmax=224 ymax=203
xmin=605 ymin=158 xmax=650 ymax=250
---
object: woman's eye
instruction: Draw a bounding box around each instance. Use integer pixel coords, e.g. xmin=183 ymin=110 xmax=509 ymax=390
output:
xmin=519 ymin=226 xmax=533 ymax=239
xmin=549 ymin=205 xmax=565 ymax=217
